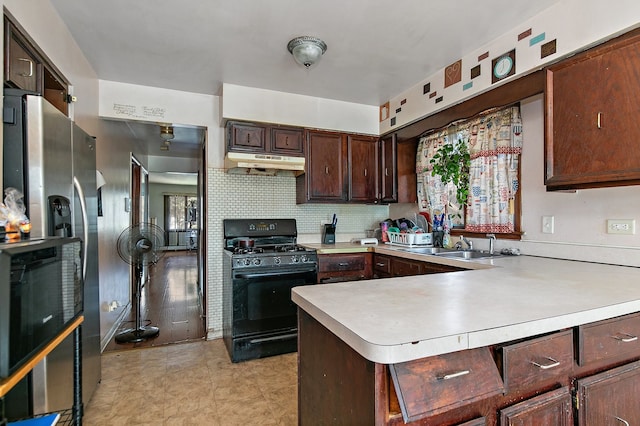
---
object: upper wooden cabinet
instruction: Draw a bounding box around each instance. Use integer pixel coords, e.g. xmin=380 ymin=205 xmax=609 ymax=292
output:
xmin=348 ymin=134 xmax=378 ymax=203
xmin=4 ymin=17 xmax=69 ymax=116
xmin=379 ymin=134 xmax=397 ymax=203
xmin=545 ymin=28 xmax=640 ymax=190
xmin=297 ymin=129 xmax=347 ymax=203
xmin=226 ymin=121 xmax=304 ymax=156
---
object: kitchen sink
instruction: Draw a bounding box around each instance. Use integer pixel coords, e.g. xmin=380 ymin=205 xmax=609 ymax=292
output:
xmin=436 ymin=250 xmax=502 ymax=260
xmin=397 ymin=247 xmax=457 ymax=255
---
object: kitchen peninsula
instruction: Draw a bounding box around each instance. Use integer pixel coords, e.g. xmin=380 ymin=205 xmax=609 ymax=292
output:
xmin=292 ymin=252 xmax=640 ymax=425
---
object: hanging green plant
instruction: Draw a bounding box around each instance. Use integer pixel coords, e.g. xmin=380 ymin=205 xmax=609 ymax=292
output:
xmin=430 ymin=137 xmax=470 ymax=215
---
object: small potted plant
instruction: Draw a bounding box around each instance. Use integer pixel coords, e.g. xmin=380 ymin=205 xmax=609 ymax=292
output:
xmin=429 ymin=137 xmax=470 ymax=221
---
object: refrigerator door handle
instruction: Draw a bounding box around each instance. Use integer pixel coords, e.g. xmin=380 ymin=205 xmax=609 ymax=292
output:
xmin=73 ymin=176 xmax=88 ymax=281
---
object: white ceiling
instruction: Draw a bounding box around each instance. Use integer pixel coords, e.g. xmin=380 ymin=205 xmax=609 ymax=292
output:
xmin=49 ymin=0 xmax=560 ymax=168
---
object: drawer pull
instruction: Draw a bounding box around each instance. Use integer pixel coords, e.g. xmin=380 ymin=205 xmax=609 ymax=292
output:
xmin=615 ymin=417 xmax=630 ymax=426
xmin=612 ymin=333 xmax=638 ymax=343
xmin=18 ymin=58 xmax=34 ymax=77
xmin=338 ymin=262 xmax=349 ymax=266
xmin=375 ymin=263 xmax=385 ymax=267
xmin=437 ymin=370 xmax=470 ymax=380
xmin=529 ymin=357 xmax=560 ymax=370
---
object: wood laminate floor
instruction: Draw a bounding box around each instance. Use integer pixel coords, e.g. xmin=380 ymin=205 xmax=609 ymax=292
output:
xmin=105 ymin=251 xmax=205 ymax=352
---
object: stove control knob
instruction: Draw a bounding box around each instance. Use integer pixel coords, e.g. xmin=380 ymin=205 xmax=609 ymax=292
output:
xmin=274 ymin=257 xmax=281 ymax=265
xmin=292 ymin=256 xmax=299 ymax=263
xmin=301 ymin=255 xmax=307 ymax=263
xmin=243 ymin=258 xmax=251 ymax=266
xmin=253 ymin=258 xmax=262 ymax=266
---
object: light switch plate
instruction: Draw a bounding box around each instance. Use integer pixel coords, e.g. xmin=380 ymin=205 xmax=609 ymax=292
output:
xmin=607 ymin=219 xmax=635 ymax=235
xmin=542 ymin=216 xmax=554 ymax=234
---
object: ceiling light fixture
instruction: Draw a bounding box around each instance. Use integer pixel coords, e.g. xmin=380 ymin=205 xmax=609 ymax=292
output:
xmin=160 ymin=125 xmax=174 ymax=140
xmin=287 ymin=36 xmax=327 ymax=68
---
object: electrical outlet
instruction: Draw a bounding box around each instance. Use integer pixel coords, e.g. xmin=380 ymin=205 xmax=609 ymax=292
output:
xmin=607 ymin=219 xmax=636 ymax=235
xmin=542 ymin=216 xmax=554 ymax=234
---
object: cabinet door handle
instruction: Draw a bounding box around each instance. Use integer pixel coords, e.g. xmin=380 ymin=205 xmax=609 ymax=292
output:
xmin=615 ymin=417 xmax=630 ymax=426
xmin=611 ymin=332 xmax=638 ymax=343
xmin=385 ymin=167 xmax=389 ymax=177
xmin=437 ymin=370 xmax=469 ymax=380
xmin=597 ymin=112 xmax=602 ymax=129
xmin=325 ymin=166 xmax=329 ymax=174
xmin=364 ymin=168 xmax=367 ymax=177
xmin=18 ymin=58 xmax=34 ymax=77
xmin=529 ymin=356 xmax=560 ymax=370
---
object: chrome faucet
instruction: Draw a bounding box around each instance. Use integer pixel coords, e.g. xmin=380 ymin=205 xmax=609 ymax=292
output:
xmin=456 ymin=235 xmax=473 ymax=251
xmin=486 ymin=234 xmax=496 ymax=255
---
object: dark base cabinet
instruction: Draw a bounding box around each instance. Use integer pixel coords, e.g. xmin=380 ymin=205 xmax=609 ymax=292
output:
xmin=298 ymin=309 xmax=640 ymax=426
xmin=576 ymin=360 xmax=640 ymax=425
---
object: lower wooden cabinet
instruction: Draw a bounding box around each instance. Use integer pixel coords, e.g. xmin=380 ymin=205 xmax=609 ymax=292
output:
xmin=499 ymin=386 xmax=573 ymax=426
xmin=576 ymin=360 xmax=640 ymax=425
xmin=298 ymin=310 xmax=640 ymax=426
xmin=374 ymin=253 xmax=464 ymax=278
xmin=317 ymin=253 xmax=372 ymax=283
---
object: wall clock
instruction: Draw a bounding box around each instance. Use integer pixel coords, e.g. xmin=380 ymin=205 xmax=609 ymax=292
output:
xmin=491 ymin=49 xmax=516 ymax=83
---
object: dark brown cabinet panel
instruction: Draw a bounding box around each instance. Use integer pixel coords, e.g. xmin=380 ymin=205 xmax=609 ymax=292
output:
xmin=545 ymin=28 xmax=640 ymax=190
xmin=317 ymin=253 xmax=372 ymax=283
xmin=4 ymin=17 xmax=69 ymax=116
xmin=226 ymin=121 xmax=304 ymax=156
xmin=348 ymin=135 xmax=378 ymax=202
xmin=298 ymin=130 xmax=346 ymax=203
xmin=397 ymin=139 xmax=418 ymax=203
xmin=499 ymin=386 xmax=573 ymax=426
xmin=227 ymin=121 xmax=267 ymax=152
xmin=373 ymin=254 xmax=392 ymax=278
xmin=576 ymin=360 xmax=640 ymax=426
xmin=271 ymin=127 xmax=303 ymax=155
xmin=379 ymin=134 xmax=397 ymax=203
xmin=392 ymin=257 xmax=422 ymax=277
xmin=577 ymin=311 xmax=640 ymax=366
xmin=6 ymin=32 xmax=38 ymax=92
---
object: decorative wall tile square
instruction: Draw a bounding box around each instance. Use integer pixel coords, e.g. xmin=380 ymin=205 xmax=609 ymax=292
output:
xmin=478 ymin=51 xmax=489 ymax=62
xmin=429 ymin=91 xmax=437 ymax=99
xmin=541 ymin=39 xmax=557 ymax=58
xmin=435 ymin=96 xmax=443 ymax=103
xmin=470 ymin=65 xmax=481 ymax=79
xmin=444 ymin=60 xmax=462 ymax=88
xmin=518 ymin=28 xmax=532 ymax=41
xmin=530 ymin=32 xmax=546 ymax=46
xmin=423 ymin=83 xmax=431 ymax=94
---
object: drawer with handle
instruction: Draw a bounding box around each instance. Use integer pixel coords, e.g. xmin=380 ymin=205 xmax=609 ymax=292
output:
xmin=318 ymin=253 xmax=366 ymax=273
xmin=373 ymin=254 xmax=391 ymax=275
xmin=577 ymin=312 xmax=640 ymax=366
xmin=499 ymin=329 xmax=574 ymax=393
xmin=389 ymin=347 xmax=504 ymax=423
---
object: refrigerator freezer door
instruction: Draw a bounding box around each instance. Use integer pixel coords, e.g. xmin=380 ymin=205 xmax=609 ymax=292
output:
xmin=25 ymin=95 xmax=73 ymax=239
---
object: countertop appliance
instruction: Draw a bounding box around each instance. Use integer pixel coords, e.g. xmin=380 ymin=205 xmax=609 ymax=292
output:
xmin=2 ymin=89 xmax=100 ymax=416
xmin=0 ymin=237 xmax=82 ymax=379
xmin=222 ymin=219 xmax=317 ymax=362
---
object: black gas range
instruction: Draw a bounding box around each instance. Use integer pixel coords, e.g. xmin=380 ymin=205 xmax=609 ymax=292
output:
xmin=222 ymin=219 xmax=318 ymax=362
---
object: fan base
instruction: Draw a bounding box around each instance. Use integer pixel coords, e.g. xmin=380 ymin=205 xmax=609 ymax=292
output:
xmin=115 ymin=326 xmax=160 ymax=343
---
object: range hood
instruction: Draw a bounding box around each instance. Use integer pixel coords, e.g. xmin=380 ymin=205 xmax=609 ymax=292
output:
xmin=224 ymin=151 xmax=305 ymax=176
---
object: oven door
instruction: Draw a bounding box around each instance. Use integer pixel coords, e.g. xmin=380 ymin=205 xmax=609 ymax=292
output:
xmin=231 ymin=266 xmax=316 ymax=339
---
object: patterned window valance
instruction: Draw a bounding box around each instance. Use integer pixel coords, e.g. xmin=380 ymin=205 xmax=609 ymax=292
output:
xmin=417 ymin=105 xmax=523 ymax=233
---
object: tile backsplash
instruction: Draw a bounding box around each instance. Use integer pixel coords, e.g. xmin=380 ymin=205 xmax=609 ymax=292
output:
xmin=205 ymin=168 xmax=391 ymax=337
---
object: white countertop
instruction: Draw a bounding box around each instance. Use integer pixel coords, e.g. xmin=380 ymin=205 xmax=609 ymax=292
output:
xmin=292 ymin=253 xmax=640 ymax=364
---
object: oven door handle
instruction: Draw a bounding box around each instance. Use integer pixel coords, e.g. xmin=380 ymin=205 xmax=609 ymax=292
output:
xmin=235 ymin=269 xmax=317 ymax=279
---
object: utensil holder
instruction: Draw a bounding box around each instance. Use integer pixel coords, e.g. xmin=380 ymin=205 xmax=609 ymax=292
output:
xmin=322 ymin=224 xmax=336 ymax=244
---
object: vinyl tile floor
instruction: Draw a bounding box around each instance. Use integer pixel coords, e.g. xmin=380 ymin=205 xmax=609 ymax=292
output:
xmin=83 ymin=339 xmax=298 ymax=425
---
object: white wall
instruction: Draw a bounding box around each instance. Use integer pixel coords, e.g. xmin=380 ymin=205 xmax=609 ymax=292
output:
xmin=222 ymin=83 xmax=379 ymax=136
xmin=380 ymin=0 xmax=640 ymax=134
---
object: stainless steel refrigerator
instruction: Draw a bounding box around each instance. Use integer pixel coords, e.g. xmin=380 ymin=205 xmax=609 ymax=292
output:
xmin=2 ymin=88 xmax=101 ymax=415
